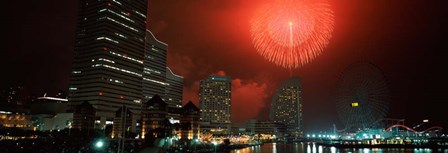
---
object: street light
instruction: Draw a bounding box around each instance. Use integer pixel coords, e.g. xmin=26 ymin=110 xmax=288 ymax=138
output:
xmin=66 ymin=121 xmax=73 ymax=136
xmin=194 ymin=139 xmax=199 ymax=152
xmin=95 ymin=141 xmax=104 ymax=148
xmin=93 ymin=139 xmax=106 ymax=151
xmin=213 ymin=141 xmax=218 ymax=153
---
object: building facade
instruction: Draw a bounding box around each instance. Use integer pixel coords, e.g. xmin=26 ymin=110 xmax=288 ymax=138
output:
xmin=141 ymin=95 xmax=168 ymax=139
xmin=72 ymin=101 xmax=96 ymax=131
xmin=180 ymin=101 xmax=200 ymax=140
xmin=143 ymin=30 xmax=168 ymax=102
xmin=199 ymin=75 xmax=232 ymax=132
xmin=112 ymin=105 xmax=133 ymax=138
xmin=165 ymin=67 xmax=184 ymax=120
xmin=247 ymin=120 xmax=286 ymax=135
xmin=68 ymin=0 xmax=148 ymax=129
xmin=165 ymin=67 xmax=183 ymax=109
xmin=0 ymin=110 xmax=32 ymax=130
xmin=270 ymin=76 xmax=303 ymax=137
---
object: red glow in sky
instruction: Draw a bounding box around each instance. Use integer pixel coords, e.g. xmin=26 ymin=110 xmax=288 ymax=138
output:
xmin=2 ymin=0 xmax=448 ymax=130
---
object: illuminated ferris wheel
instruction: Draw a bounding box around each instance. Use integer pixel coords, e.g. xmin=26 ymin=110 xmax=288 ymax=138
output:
xmin=336 ymin=62 xmax=390 ymax=132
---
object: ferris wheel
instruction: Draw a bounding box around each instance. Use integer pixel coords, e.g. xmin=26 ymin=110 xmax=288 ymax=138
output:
xmin=336 ymin=62 xmax=390 ymax=132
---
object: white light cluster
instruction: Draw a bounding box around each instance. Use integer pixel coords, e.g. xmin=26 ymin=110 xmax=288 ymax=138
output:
xmin=0 ymin=111 xmax=12 ymax=114
xmin=114 ymin=32 xmax=127 ymax=39
xmin=92 ymin=64 xmax=142 ymax=77
xmin=106 ymin=78 xmax=124 ymax=84
xmin=105 ymin=9 xmax=135 ymax=23
xmin=144 ymin=68 xmax=161 ymax=74
xmin=72 ymin=71 xmax=82 ymax=74
xmin=98 ymin=58 xmax=115 ymax=63
xmin=97 ymin=37 xmax=119 ymax=44
xmin=102 ymin=17 xmax=138 ymax=32
xmin=109 ymin=51 xmax=143 ymax=64
xmin=134 ymin=10 xmax=146 ymax=18
xmin=112 ymin=0 xmax=122 ymax=5
xmin=69 ymin=87 xmax=77 ymax=90
xmin=133 ymin=99 xmax=142 ymax=103
xmin=143 ymin=77 xmax=169 ymax=86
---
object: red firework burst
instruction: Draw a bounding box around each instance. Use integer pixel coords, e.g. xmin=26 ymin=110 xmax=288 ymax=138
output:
xmin=251 ymin=0 xmax=334 ymax=69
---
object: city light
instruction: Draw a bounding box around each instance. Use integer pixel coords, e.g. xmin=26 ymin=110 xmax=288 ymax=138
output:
xmin=2 ymin=0 xmax=448 ymax=152
xmin=95 ymin=141 xmax=104 ymax=148
xmin=93 ymin=139 xmax=106 ymax=150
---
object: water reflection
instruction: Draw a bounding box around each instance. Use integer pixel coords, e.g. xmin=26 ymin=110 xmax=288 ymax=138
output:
xmin=230 ymin=143 xmax=446 ymax=153
xmin=331 ymin=146 xmax=336 ymax=153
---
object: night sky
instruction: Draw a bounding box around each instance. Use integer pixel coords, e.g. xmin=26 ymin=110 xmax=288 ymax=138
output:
xmin=1 ymin=0 xmax=448 ymax=132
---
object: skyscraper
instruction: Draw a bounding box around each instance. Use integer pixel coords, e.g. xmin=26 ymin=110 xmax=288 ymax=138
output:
xmin=68 ymin=0 xmax=148 ymax=129
xmin=165 ymin=67 xmax=183 ymax=109
xmin=143 ymin=30 xmax=168 ymax=102
xmin=143 ymin=31 xmax=185 ymax=121
xmin=270 ymin=76 xmax=303 ymax=137
xmin=199 ymin=75 xmax=232 ymax=131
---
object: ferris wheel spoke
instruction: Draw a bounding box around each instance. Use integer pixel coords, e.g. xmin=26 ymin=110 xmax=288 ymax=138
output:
xmin=336 ymin=62 xmax=390 ymax=132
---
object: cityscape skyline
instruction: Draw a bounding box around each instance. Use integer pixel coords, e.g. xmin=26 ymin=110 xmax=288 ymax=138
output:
xmin=2 ymin=0 xmax=448 ymax=132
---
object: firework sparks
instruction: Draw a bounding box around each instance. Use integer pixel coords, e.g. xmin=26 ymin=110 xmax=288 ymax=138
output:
xmin=251 ymin=0 xmax=334 ymax=69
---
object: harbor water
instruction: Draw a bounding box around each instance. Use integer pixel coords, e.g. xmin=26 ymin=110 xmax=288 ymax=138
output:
xmin=230 ymin=142 xmax=448 ymax=153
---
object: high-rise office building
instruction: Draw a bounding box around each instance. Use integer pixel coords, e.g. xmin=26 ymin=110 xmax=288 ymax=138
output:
xmin=68 ymin=0 xmax=148 ymax=129
xmin=143 ymin=31 xmax=185 ymax=121
xmin=270 ymin=76 xmax=303 ymax=137
xmin=143 ymin=30 xmax=168 ymax=102
xmin=199 ymin=75 xmax=232 ymax=131
xmin=165 ymin=67 xmax=183 ymax=109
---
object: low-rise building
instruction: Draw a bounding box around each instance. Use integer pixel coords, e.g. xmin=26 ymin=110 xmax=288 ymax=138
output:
xmin=180 ymin=101 xmax=200 ymax=140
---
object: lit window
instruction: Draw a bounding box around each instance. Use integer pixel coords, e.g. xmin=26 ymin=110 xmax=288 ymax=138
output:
xmin=144 ymin=68 xmax=161 ymax=74
xmin=99 ymin=17 xmax=139 ymax=32
xmin=114 ymin=32 xmax=128 ymax=39
xmin=92 ymin=64 xmax=142 ymax=77
xmin=143 ymin=78 xmax=169 ymax=86
xmin=112 ymin=0 xmax=122 ymax=5
xmin=102 ymin=9 xmax=134 ymax=23
xmin=109 ymin=51 xmax=143 ymax=64
xmin=134 ymin=10 xmax=146 ymax=18
xmin=96 ymin=37 xmax=119 ymax=44
xmin=98 ymin=58 xmax=115 ymax=63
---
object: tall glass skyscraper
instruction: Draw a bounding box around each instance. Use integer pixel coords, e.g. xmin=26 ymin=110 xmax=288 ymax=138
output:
xmin=68 ymin=0 xmax=148 ymax=129
xmin=199 ymin=75 xmax=232 ymax=131
xmin=143 ymin=30 xmax=168 ymax=102
xmin=165 ymin=67 xmax=183 ymax=109
xmin=270 ymin=76 xmax=303 ymax=137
